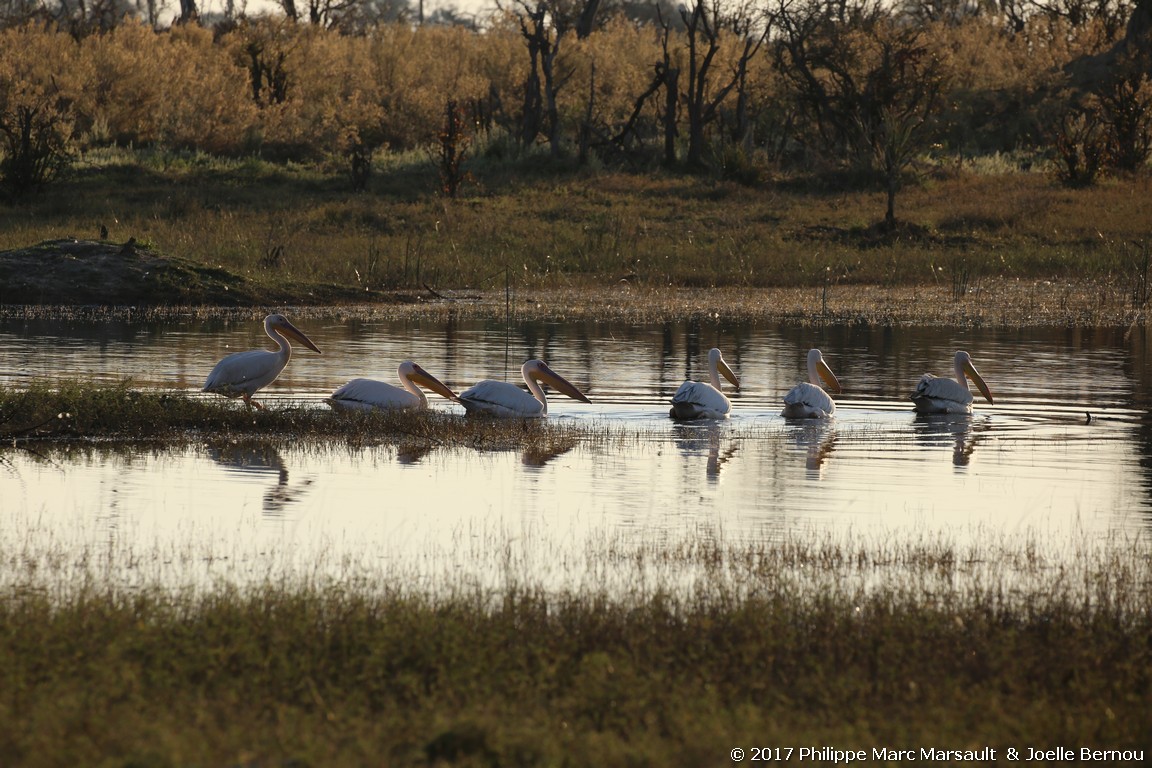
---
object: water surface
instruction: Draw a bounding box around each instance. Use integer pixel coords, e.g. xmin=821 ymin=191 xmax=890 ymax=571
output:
xmin=2 ymin=314 xmax=1149 ymax=594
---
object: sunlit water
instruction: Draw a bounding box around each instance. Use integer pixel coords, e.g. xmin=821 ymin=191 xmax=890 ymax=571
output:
xmin=2 ymin=313 xmax=1150 ymax=595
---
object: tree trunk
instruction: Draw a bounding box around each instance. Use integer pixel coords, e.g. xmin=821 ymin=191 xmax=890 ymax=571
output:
xmin=178 ymin=0 xmax=198 ymax=23
xmin=575 ymin=0 xmax=602 ymax=39
xmin=663 ymin=68 xmax=679 ymax=166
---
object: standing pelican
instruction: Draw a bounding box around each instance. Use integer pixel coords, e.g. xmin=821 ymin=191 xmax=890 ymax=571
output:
xmin=459 ymin=359 xmax=591 ymax=418
xmin=328 ymin=361 xmax=459 ymax=412
xmin=202 ymin=314 xmax=321 ymax=408
xmin=669 ymin=347 xmax=740 ymax=420
xmin=911 ymin=350 xmax=994 ymax=414
xmin=781 ymin=348 xmax=842 ymax=419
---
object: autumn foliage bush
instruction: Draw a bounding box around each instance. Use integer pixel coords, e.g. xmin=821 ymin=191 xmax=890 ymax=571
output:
xmin=0 ymin=10 xmax=1140 ymax=186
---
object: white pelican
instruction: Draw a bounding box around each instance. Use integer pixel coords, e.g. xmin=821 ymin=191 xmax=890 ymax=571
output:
xmin=669 ymin=347 xmax=740 ymax=420
xmin=781 ymin=348 xmax=842 ymax=419
xmin=202 ymin=314 xmax=321 ymax=408
xmin=911 ymin=350 xmax=994 ymax=414
xmin=327 ymin=361 xmax=459 ymax=412
xmin=459 ymin=359 xmax=591 ymax=418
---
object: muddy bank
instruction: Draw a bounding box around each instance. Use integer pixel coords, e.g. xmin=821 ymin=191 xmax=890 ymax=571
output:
xmin=0 ymin=239 xmax=1143 ymax=327
xmin=0 ymin=238 xmax=406 ymax=307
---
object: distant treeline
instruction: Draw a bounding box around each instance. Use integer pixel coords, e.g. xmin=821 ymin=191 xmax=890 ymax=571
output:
xmin=0 ymin=0 xmax=1149 ymax=200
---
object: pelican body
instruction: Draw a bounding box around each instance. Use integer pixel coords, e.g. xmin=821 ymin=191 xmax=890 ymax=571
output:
xmin=459 ymin=359 xmax=591 ymax=418
xmin=670 ymin=347 xmax=740 ymax=420
xmin=328 ymin=361 xmax=459 ymax=412
xmin=203 ymin=314 xmax=321 ymax=408
xmin=912 ymin=350 xmax=994 ymax=414
xmin=781 ymin=348 xmax=842 ymax=419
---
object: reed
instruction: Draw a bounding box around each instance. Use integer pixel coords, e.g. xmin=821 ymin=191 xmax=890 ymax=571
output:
xmin=0 ymin=379 xmax=636 ymax=453
xmin=1 ymin=525 xmax=1148 ymax=765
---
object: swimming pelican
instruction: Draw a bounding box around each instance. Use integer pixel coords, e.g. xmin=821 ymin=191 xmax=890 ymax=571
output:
xmin=911 ymin=350 xmax=994 ymax=414
xmin=202 ymin=314 xmax=321 ymax=408
xmin=459 ymin=359 xmax=591 ymax=418
xmin=669 ymin=347 xmax=740 ymax=420
xmin=781 ymin=348 xmax=842 ymax=419
xmin=327 ymin=361 xmax=459 ymax=412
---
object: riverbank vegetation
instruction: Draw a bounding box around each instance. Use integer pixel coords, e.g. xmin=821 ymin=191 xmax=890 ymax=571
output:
xmin=2 ymin=3 xmax=1151 ymax=306
xmin=2 ymin=526 xmax=1149 ymax=765
xmin=0 ymin=379 xmax=601 ymax=454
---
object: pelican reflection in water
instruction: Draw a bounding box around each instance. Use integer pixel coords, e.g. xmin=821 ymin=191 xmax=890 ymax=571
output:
xmin=203 ymin=314 xmax=321 ymax=409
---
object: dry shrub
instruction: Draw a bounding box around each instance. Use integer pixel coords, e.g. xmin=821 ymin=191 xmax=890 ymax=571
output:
xmin=68 ymin=23 xmax=255 ymax=154
xmin=0 ymin=24 xmax=84 ymax=194
xmin=0 ymin=14 xmax=1129 ymax=171
xmin=923 ymin=16 xmax=1108 ymax=154
xmin=556 ymin=17 xmax=666 ymax=136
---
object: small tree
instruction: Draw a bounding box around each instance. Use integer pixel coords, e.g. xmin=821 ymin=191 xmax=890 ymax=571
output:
xmin=1052 ymin=106 xmax=1109 ymax=187
xmin=774 ymin=1 xmax=947 ymax=229
xmin=0 ymin=83 xmax=73 ymax=199
xmin=1096 ymin=52 xmax=1152 ymax=172
xmin=438 ymin=99 xmax=472 ymax=197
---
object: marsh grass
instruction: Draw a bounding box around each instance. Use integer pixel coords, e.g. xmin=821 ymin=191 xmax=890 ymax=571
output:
xmin=5 ymin=149 xmax=1152 ymax=314
xmin=0 ymin=379 xmax=631 ymax=457
xmin=1 ymin=522 xmax=1149 ymax=765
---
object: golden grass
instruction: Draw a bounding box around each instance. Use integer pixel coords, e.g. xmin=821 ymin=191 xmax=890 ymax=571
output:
xmin=4 ymin=149 xmax=1152 ymax=314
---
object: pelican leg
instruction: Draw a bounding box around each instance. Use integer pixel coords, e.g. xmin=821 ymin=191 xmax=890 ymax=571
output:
xmin=241 ymin=393 xmax=264 ymax=410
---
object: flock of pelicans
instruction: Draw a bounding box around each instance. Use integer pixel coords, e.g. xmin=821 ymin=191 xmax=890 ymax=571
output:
xmin=202 ymin=314 xmax=996 ymax=420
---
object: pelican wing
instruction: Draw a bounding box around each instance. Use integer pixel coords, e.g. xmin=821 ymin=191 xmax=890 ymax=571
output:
xmin=912 ymin=374 xmax=974 ymax=414
xmin=328 ymin=378 xmax=420 ymax=411
xmin=459 ymin=380 xmax=544 ymax=418
xmin=203 ymin=349 xmax=288 ymax=398
xmin=781 ymin=382 xmax=836 ymax=419
xmin=670 ymin=381 xmax=732 ymax=420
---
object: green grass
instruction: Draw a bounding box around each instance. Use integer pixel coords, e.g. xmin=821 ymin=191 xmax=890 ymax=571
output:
xmin=1 ymin=528 xmax=1149 ymax=766
xmin=5 ymin=148 xmax=1152 ymax=303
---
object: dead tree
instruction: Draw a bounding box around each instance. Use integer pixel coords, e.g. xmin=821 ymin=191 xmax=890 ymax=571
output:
xmin=610 ymin=11 xmax=679 ymax=165
xmin=512 ymin=0 xmax=572 ymax=157
xmin=679 ymin=0 xmax=768 ymax=170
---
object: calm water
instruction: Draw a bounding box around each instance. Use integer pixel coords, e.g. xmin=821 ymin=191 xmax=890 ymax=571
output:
xmin=2 ymin=313 xmax=1150 ymax=593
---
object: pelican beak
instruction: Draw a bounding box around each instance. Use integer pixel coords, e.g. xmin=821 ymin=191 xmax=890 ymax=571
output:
xmin=536 ymin=365 xmax=592 ymax=403
xmin=718 ymin=358 xmax=740 ymax=390
xmin=817 ymin=358 xmax=842 ymax=394
xmin=964 ymin=359 xmax=994 ymax=404
xmin=411 ymin=364 xmax=460 ymax=402
xmin=276 ymin=319 xmax=322 ymax=354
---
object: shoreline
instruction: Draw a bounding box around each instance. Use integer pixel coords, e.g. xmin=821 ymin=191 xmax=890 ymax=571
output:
xmin=0 ymin=279 xmax=1144 ymax=327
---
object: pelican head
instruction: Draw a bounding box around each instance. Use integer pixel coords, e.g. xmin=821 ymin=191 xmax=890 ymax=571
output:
xmin=400 ymin=360 xmax=460 ymax=402
xmin=808 ymin=348 xmax=841 ymax=393
xmin=955 ymin=350 xmax=993 ymax=404
xmin=268 ymin=314 xmax=322 ymax=355
xmin=708 ymin=347 xmax=740 ymax=390
xmin=524 ymin=359 xmax=592 ymax=404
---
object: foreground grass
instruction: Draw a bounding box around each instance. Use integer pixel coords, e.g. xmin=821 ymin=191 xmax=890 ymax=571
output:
xmin=1 ymin=530 xmax=1149 ymax=766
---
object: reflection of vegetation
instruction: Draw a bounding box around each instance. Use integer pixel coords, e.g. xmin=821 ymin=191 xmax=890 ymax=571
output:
xmin=2 ymin=529 xmax=1149 ymax=761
